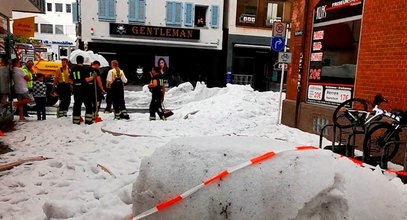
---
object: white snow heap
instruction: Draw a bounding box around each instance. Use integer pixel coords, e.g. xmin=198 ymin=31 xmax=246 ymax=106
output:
xmin=132 ymin=136 xmax=407 ymax=220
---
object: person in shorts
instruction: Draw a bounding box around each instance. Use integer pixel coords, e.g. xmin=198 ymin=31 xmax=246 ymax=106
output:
xmin=11 ymin=58 xmax=34 ymax=120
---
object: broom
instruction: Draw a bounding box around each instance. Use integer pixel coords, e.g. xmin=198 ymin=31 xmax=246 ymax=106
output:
xmin=94 ymin=72 xmax=103 ymax=123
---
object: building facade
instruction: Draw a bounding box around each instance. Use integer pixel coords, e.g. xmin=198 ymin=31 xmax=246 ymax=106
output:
xmin=282 ymin=0 xmax=407 ymax=160
xmin=12 ymin=0 xmax=76 ymax=60
xmin=224 ymin=0 xmax=293 ymax=91
xmin=78 ymin=0 xmax=224 ymax=86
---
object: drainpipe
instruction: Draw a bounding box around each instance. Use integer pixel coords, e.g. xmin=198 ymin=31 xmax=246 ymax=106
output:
xmin=294 ymin=0 xmax=310 ymax=128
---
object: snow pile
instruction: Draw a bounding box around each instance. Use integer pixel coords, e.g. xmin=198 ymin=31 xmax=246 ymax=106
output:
xmin=132 ymin=136 xmax=407 ymax=220
xmin=1 ymin=82 xmax=406 ymax=220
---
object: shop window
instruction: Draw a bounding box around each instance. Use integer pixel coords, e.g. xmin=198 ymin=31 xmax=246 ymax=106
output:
xmin=128 ymin=0 xmax=146 ymax=22
xmin=40 ymin=24 xmax=53 ymax=34
xmin=47 ymin=3 xmax=52 ymax=12
xmin=55 ymin=3 xmax=63 ymax=12
xmin=66 ymin=4 xmax=71 ymax=13
xmin=236 ymin=0 xmax=291 ymax=28
xmin=166 ymin=2 xmax=182 ymax=25
xmin=308 ymin=20 xmax=361 ymax=105
xmin=194 ymin=5 xmax=207 ymax=27
xmin=55 ymin=25 xmax=64 ymax=35
xmin=98 ymin=0 xmax=116 ymax=20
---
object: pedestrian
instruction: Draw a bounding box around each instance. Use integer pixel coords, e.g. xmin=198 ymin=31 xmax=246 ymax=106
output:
xmin=21 ymin=60 xmax=34 ymax=117
xmin=52 ymin=58 xmax=71 ymax=118
xmin=11 ymin=58 xmax=34 ymax=120
xmin=70 ymin=55 xmax=94 ymax=125
xmin=32 ymin=73 xmax=47 ymax=120
xmin=90 ymin=60 xmax=106 ymax=121
xmin=106 ymin=60 xmax=129 ymax=120
xmin=148 ymin=67 xmax=166 ymax=121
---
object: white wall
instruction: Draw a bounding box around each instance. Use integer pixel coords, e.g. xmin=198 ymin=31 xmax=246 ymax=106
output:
xmin=12 ymin=0 xmax=77 ymax=59
xmin=81 ymin=0 xmax=224 ymax=50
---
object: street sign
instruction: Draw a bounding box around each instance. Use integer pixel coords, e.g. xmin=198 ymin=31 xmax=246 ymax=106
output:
xmin=271 ymin=37 xmax=285 ymax=52
xmin=278 ymin=52 xmax=292 ymax=63
xmin=273 ymin=22 xmax=286 ymax=37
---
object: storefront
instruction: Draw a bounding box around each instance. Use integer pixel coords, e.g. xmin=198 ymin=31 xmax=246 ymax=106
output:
xmin=282 ymin=0 xmax=407 ymax=162
xmin=225 ymin=0 xmax=293 ymax=91
xmin=307 ymin=0 xmax=362 ymax=105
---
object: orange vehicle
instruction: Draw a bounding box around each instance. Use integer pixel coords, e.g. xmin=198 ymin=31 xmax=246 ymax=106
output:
xmin=33 ymin=60 xmax=62 ymax=77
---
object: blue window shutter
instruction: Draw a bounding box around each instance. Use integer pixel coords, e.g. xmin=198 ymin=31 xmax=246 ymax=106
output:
xmin=107 ymin=0 xmax=116 ymax=20
xmin=128 ymin=0 xmax=136 ymax=21
xmin=211 ymin=5 xmax=219 ymax=28
xmin=166 ymin=2 xmax=174 ymax=25
xmin=72 ymin=2 xmax=78 ymax=23
xmin=137 ymin=0 xmax=145 ymax=22
xmin=174 ymin=2 xmax=182 ymax=25
xmin=98 ymin=0 xmax=106 ymax=19
xmin=184 ymin=3 xmax=193 ymax=26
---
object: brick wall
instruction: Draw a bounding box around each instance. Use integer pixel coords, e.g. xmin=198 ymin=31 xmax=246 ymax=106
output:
xmin=355 ymin=0 xmax=407 ymax=110
xmin=286 ymin=0 xmax=321 ymax=101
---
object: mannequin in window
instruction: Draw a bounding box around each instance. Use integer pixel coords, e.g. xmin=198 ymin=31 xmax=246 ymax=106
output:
xmin=197 ymin=17 xmax=204 ymax=27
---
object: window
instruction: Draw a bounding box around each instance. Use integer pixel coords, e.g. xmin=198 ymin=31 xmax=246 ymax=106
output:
xmin=194 ymin=5 xmax=207 ymax=27
xmin=40 ymin=24 xmax=53 ymax=34
xmin=55 ymin=25 xmax=64 ymax=34
xmin=166 ymin=2 xmax=182 ymax=25
xmin=66 ymin=4 xmax=72 ymax=13
xmin=34 ymin=23 xmax=38 ymax=32
xmin=72 ymin=3 xmax=79 ymax=23
xmin=128 ymin=0 xmax=145 ymax=22
xmin=236 ymin=0 xmax=291 ymax=28
xmin=55 ymin=3 xmax=63 ymax=12
xmin=98 ymin=0 xmax=116 ymax=20
xmin=47 ymin=3 xmax=52 ymax=12
xmin=265 ymin=1 xmax=283 ymax=26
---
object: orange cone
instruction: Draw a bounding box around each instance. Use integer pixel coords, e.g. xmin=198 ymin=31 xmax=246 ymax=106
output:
xmin=0 ymin=130 xmax=5 ymax=137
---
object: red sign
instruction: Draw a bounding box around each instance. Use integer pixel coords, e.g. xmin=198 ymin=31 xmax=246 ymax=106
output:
xmin=313 ymin=42 xmax=323 ymax=51
xmin=313 ymin=30 xmax=324 ymax=40
xmin=311 ymin=52 xmax=323 ymax=61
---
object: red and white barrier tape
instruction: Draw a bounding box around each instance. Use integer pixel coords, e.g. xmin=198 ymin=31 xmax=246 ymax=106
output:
xmin=128 ymin=146 xmax=407 ymax=220
xmin=128 ymin=146 xmax=318 ymax=220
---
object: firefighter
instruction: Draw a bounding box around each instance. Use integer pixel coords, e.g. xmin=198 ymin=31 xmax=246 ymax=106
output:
xmin=89 ymin=60 xmax=105 ymax=121
xmin=52 ymin=58 xmax=71 ymax=117
xmin=70 ymin=55 xmax=94 ymax=125
xmin=148 ymin=67 xmax=166 ymax=121
xmin=106 ymin=60 xmax=129 ymax=120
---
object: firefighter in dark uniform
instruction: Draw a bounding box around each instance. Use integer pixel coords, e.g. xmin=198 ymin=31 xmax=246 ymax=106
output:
xmin=106 ymin=60 xmax=129 ymax=120
xmin=52 ymin=58 xmax=71 ymax=117
xmin=89 ymin=61 xmax=105 ymax=121
xmin=70 ymin=55 xmax=94 ymax=125
xmin=148 ymin=67 xmax=166 ymax=120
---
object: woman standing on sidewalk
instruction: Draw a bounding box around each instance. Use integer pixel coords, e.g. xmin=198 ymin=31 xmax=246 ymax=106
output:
xmin=11 ymin=59 xmax=34 ymax=120
xmin=106 ymin=60 xmax=129 ymax=120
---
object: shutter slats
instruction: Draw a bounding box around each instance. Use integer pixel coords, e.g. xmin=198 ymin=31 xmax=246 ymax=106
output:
xmin=184 ymin=3 xmax=193 ymax=26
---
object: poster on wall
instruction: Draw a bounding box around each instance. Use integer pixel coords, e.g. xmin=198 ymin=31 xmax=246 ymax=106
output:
xmin=306 ymin=0 xmax=363 ymax=106
xmin=154 ymin=56 xmax=169 ymax=74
